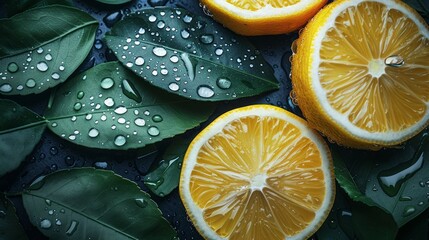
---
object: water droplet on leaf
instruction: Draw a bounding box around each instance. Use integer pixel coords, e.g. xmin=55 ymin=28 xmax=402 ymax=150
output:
xmin=73 ymin=102 xmax=82 ymax=111
xmin=122 ymin=79 xmax=142 ymax=103
xmin=147 ymin=126 xmax=160 ymax=136
xmin=181 ymin=29 xmax=190 ymax=39
xmin=40 ymin=219 xmax=52 ymax=229
xmin=7 ymin=62 xmax=18 ymax=73
xmin=152 ymin=115 xmax=163 ymax=122
xmin=153 ymin=47 xmax=167 ymax=57
xmin=135 ymin=56 xmax=145 ymax=66
xmin=101 ymin=77 xmax=114 ymax=89
xmin=114 ymin=106 xmax=128 ymax=115
xmin=135 ymin=198 xmax=148 ymax=208
xmin=114 ymin=135 xmax=127 ymax=146
xmin=199 ymin=34 xmax=214 ymax=44
xmin=36 ymin=61 xmax=49 ymax=72
xmin=168 ymin=82 xmax=179 ymax=91
xmin=88 ymin=128 xmax=99 ymax=138
xmin=0 ymin=84 xmax=12 ymax=93
xmin=26 ymin=79 xmax=36 ymax=88
xmin=104 ymin=97 xmax=115 ymax=107
xmin=216 ymin=77 xmax=231 ymax=89
xmin=66 ymin=220 xmax=78 ymax=236
xmin=197 ymin=85 xmax=215 ymax=98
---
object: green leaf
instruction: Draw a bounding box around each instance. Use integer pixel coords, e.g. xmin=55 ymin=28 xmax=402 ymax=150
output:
xmin=105 ymin=7 xmax=278 ymax=101
xmin=45 ymin=61 xmax=215 ymax=150
xmin=22 ymin=168 xmax=177 ymax=239
xmin=3 ymin=0 xmax=74 ymax=17
xmin=0 ymin=99 xmax=46 ymax=176
xmin=317 ymin=186 xmax=398 ymax=240
xmin=95 ymin=0 xmax=132 ymax=5
xmin=0 ymin=5 xmax=98 ymax=95
xmin=144 ymin=136 xmax=190 ymax=197
xmin=333 ymin=129 xmax=429 ymax=227
xmin=0 ymin=193 xmax=28 ymax=240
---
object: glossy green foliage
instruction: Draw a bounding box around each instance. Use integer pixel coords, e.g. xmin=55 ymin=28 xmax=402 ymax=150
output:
xmin=0 ymin=193 xmax=28 ymax=240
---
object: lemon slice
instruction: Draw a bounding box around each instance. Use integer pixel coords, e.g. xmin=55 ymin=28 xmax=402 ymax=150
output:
xmin=200 ymin=0 xmax=328 ymax=35
xmin=180 ymin=105 xmax=335 ymax=239
xmin=291 ymin=0 xmax=429 ymax=150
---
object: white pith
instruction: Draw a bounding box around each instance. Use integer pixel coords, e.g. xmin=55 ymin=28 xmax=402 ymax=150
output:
xmin=311 ymin=0 xmax=429 ymax=142
xmin=180 ymin=105 xmax=334 ymax=240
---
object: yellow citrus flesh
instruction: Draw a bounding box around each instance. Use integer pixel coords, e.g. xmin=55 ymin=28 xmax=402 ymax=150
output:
xmin=199 ymin=0 xmax=328 ymax=36
xmin=180 ymin=105 xmax=335 ymax=240
xmin=291 ymin=0 xmax=429 ymax=150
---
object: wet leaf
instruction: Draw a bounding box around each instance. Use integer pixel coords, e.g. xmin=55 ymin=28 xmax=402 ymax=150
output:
xmin=3 ymin=0 xmax=74 ymax=17
xmin=45 ymin=61 xmax=215 ymax=150
xmin=0 ymin=193 xmax=28 ymax=240
xmin=95 ymin=0 xmax=132 ymax=5
xmin=22 ymin=168 xmax=177 ymax=239
xmin=333 ymin=129 xmax=429 ymax=227
xmin=144 ymin=136 xmax=190 ymax=197
xmin=0 ymin=99 xmax=47 ymax=177
xmin=0 ymin=5 xmax=98 ymax=95
xmin=317 ymin=186 xmax=398 ymax=240
xmin=105 ymin=7 xmax=278 ymax=101
xmin=397 ymin=207 xmax=429 ymax=240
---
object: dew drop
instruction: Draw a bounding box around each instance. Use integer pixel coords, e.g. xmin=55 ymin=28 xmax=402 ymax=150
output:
xmin=199 ymin=34 xmax=214 ymax=44
xmin=7 ymin=62 xmax=19 ymax=73
xmin=94 ymin=162 xmax=108 ymax=169
xmin=88 ymin=128 xmax=99 ymax=138
xmin=103 ymin=11 xmax=123 ymax=28
xmin=148 ymin=15 xmax=157 ymax=22
xmin=101 ymin=77 xmax=115 ymax=89
xmin=216 ymin=77 xmax=231 ymax=89
xmin=94 ymin=39 xmax=103 ymax=49
xmin=152 ymin=115 xmax=163 ymax=122
xmin=153 ymin=47 xmax=167 ymax=57
xmin=135 ymin=56 xmax=145 ymax=66
xmin=215 ymin=48 xmax=223 ymax=56
xmin=403 ymin=206 xmax=416 ymax=217
xmin=0 ymin=84 xmax=13 ymax=93
xmin=55 ymin=219 xmax=62 ymax=226
xmin=157 ymin=20 xmax=165 ymax=29
xmin=45 ymin=53 xmax=53 ymax=61
xmin=51 ymin=72 xmax=60 ymax=80
xmin=135 ymin=198 xmax=148 ymax=208
xmin=181 ymin=53 xmax=194 ymax=80
xmin=66 ymin=220 xmax=78 ymax=236
xmin=138 ymin=27 xmax=146 ymax=34
xmin=168 ymin=82 xmax=179 ymax=91
xmin=134 ymin=118 xmax=146 ymax=127
xmin=147 ymin=126 xmax=160 ymax=136
xmin=170 ymin=55 xmax=179 ymax=63
xmin=36 ymin=61 xmax=49 ymax=72
xmin=40 ymin=219 xmax=52 ymax=229
xmin=114 ymin=106 xmax=128 ymax=115
xmin=73 ymin=102 xmax=82 ymax=111
xmin=45 ymin=199 xmax=52 ymax=206
xmin=77 ymin=91 xmax=85 ymax=99
xmin=122 ymin=79 xmax=142 ymax=103
xmin=181 ymin=29 xmax=190 ymax=39
xmin=59 ymin=65 xmax=65 ymax=71
xmin=114 ymin=135 xmax=127 ymax=146
xmin=182 ymin=14 xmax=193 ymax=23
xmin=85 ymin=114 xmax=93 ymax=120
xmin=197 ymin=85 xmax=215 ymax=98
xmin=385 ymin=55 xmax=404 ymax=67
xmin=37 ymin=47 xmax=44 ymax=54
xmin=104 ymin=97 xmax=115 ymax=107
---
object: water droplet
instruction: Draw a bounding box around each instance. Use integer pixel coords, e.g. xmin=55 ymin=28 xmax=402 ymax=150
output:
xmin=103 ymin=11 xmax=123 ymax=28
xmin=153 ymin=47 xmax=167 ymax=57
xmin=50 ymin=147 xmax=58 ymax=156
xmin=138 ymin=27 xmax=145 ymax=34
xmin=77 ymin=91 xmax=85 ymax=99
xmin=197 ymin=85 xmax=215 ymax=98
xmin=216 ymin=77 xmax=231 ymax=89
xmin=104 ymin=97 xmax=115 ymax=107
xmin=7 ymin=62 xmax=18 ymax=73
xmin=73 ymin=102 xmax=82 ymax=111
xmin=122 ymin=79 xmax=142 ymax=103
xmin=157 ymin=20 xmax=165 ymax=28
xmin=135 ymin=198 xmax=148 ymax=208
xmin=114 ymin=106 xmax=127 ymax=115
xmin=65 ymin=156 xmax=75 ymax=166
xmin=88 ymin=128 xmax=99 ymax=138
xmin=181 ymin=29 xmax=190 ymax=39
xmin=40 ymin=219 xmax=52 ymax=229
xmin=37 ymin=47 xmax=44 ymax=54
xmin=26 ymin=79 xmax=36 ymax=88
xmin=0 ymin=84 xmax=12 ymax=93
xmin=170 ymin=55 xmax=179 ymax=63
xmin=66 ymin=220 xmax=78 ymax=236
xmin=148 ymin=15 xmax=157 ymax=22
xmin=51 ymin=72 xmax=60 ymax=80
xmin=94 ymin=162 xmax=108 ymax=169
xmin=114 ymin=135 xmax=127 ymax=146
xmin=199 ymin=34 xmax=214 ymax=44
xmin=36 ymin=61 xmax=49 ymax=72
xmin=168 ymin=82 xmax=179 ymax=91
xmin=59 ymin=65 xmax=65 ymax=71
xmin=45 ymin=199 xmax=52 ymax=206
xmin=101 ymin=77 xmax=114 ymax=89
xmin=48 ymin=210 xmax=54 ymax=215
xmin=183 ymin=14 xmax=193 ymax=23
xmin=215 ymin=48 xmax=223 ymax=56
xmin=403 ymin=206 xmax=416 ymax=217
xmin=135 ymin=56 xmax=145 ymax=66
xmin=152 ymin=115 xmax=163 ymax=122
xmin=85 ymin=114 xmax=93 ymax=120
xmin=134 ymin=118 xmax=146 ymax=127
xmin=378 ymin=152 xmax=424 ymax=197
xmin=385 ymin=55 xmax=404 ymax=67
xmin=180 ymin=53 xmax=194 ymax=81
xmin=55 ymin=219 xmax=62 ymax=226
xmin=147 ymin=126 xmax=160 ymax=136
xmin=45 ymin=53 xmax=53 ymax=61
xmin=29 ymin=175 xmax=46 ymax=190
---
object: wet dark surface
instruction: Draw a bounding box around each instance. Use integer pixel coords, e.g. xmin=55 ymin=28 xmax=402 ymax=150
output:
xmin=0 ymin=0 xmax=300 ymax=239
